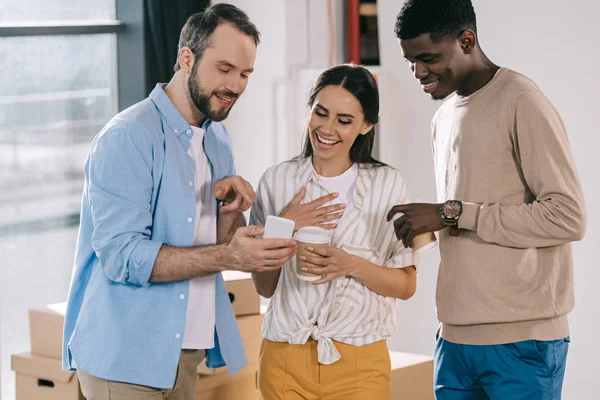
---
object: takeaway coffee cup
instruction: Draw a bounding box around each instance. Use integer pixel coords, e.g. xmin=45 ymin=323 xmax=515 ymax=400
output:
xmin=392 ymin=212 xmax=438 ymax=254
xmin=410 ymin=231 xmax=438 ymax=254
xmin=293 ymin=226 xmax=330 ymax=281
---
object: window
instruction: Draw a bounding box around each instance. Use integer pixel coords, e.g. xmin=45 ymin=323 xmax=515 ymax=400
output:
xmin=0 ymin=2 xmax=118 ymax=399
xmin=0 ymin=34 xmax=118 ymax=229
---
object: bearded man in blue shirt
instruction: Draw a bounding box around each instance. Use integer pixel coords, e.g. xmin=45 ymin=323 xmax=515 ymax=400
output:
xmin=62 ymin=4 xmax=297 ymax=400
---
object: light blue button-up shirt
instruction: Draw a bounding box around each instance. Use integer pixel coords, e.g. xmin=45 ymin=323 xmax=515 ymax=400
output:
xmin=62 ymin=84 xmax=247 ymax=388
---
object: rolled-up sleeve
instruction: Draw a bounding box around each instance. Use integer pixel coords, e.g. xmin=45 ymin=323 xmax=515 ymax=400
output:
xmin=385 ymin=240 xmax=418 ymax=269
xmin=87 ymin=128 xmax=162 ymax=287
xmin=249 ymin=170 xmax=273 ymax=227
xmin=385 ymin=172 xmax=418 ymax=269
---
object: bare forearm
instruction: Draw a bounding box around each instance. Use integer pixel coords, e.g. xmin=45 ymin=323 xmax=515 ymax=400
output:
xmin=351 ymin=256 xmax=416 ymax=300
xmin=251 ymin=270 xmax=281 ymax=299
xmin=218 ymin=210 xmax=244 ymax=244
xmin=149 ymin=244 xmax=229 ymax=282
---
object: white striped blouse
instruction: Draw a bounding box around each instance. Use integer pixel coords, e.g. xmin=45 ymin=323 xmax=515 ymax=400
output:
xmin=249 ymin=157 xmax=418 ymax=365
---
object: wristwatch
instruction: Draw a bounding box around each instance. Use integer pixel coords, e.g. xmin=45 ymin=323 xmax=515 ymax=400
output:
xmin=440 ymin=200 xmax=462 ymax=226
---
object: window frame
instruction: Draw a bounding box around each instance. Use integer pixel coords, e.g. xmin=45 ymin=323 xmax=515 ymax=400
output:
xmin=0 ymin=0 xmax=146 ymax=236
xmin=0 ymin=4 xmax=148 ymax=399
xmin=0 ymin=20 xmax=125 ymax=37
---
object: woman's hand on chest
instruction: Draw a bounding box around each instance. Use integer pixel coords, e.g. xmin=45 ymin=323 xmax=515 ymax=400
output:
xmin=280 ymin=187 xmax=346 ymax=232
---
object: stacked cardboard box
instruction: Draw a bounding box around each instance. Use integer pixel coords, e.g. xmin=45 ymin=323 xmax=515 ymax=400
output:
xmin=11 ymin=271 xmax=262 ymax=400
xmin=221 ymin=271 xmax=261 ymax=317
xmin=11 ymin=302 xmax=84 ymax=400
xmin=390 ymin=351 xmax=435 ymax=400
xmin=12 ymin=271 xmax=434 ymax=400
xmin=195 ymin=271 xmax=262 ymax=399
xmin=196 ymin=348 xmax=434 ymax=399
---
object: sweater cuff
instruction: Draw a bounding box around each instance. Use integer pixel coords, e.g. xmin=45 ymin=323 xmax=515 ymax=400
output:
xmin=458 ymin=202 xmax=481 ymax=231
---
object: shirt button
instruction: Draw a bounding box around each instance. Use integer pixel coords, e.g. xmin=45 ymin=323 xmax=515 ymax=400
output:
xmin=186 ymin=129 xmax=192 ymax=134
xmin=180 ymin=294 xmax=185 ymax=300
xmin=188 ymin=181 xmax=193 ymax=186
xmin=187 ymin=217 xmax=192 ymax=223
xmin=175 ymin=333 xmax=181 ymax=339
xmin=174 ymin=129 xmax=178 ymax=133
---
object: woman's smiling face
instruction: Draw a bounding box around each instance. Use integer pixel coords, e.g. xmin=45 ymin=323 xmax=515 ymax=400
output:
xmin=308 ymin=84 xmax=372 ymax=164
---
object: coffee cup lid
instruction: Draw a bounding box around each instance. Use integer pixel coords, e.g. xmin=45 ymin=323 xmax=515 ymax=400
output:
xmin=293 ymin=226 xmax=330 ymax=244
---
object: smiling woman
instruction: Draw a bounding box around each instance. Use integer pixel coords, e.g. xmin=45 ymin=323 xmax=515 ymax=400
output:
xmin=300 ymin=64 xmax=383 ymax=172
xmin=308 ymin=85 xmax=370 ymax=169
xmin=250 ymin=64 xmax=420 ymax=400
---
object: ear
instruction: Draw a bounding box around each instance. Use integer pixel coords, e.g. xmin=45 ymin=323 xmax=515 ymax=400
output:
xmin=360 ymin=123 xmax=374 ymax=136
xmin=178 ymin=47 xmax=195 ymax=74
xmin=459 ymin=30 xmax=476 ymax=55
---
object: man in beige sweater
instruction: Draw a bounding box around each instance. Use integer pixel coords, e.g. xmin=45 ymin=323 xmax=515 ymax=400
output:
xmin=388 ymin=0 xmax=586 ymax=399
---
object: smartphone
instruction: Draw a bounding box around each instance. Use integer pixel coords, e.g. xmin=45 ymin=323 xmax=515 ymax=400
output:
xmin=263 ymin=215 xmax=295 ymax=239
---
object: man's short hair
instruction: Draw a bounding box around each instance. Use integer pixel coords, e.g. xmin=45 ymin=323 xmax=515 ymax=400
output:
xmin=174 ymin=3 xmax=260 ymax=72
xmin=395 ymin=0 xmax=477 ymax=42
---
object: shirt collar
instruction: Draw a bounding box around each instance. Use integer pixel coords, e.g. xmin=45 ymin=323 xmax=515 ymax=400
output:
xmin=149 ymin=83 xmax=213 ymax=137
xmin=297 ymin=157 xmax=318 ymax=187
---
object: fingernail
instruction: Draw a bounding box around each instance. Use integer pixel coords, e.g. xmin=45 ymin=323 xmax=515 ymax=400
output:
xmin=301 ymin=268 xmax=308 ymax=272
xmin=306 ymin=247 xmax=313 ymax=251
xmin=333 ymin=193 xmax=339 ymax=197
xmin=300 ymin=256 xmax=307 ymax=261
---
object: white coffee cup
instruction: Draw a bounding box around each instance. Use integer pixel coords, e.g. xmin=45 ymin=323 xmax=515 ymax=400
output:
xmin=392 ymin=212 xmax=438 ymax=254
xmin=293 ymin=226 xmax=330 ymax=281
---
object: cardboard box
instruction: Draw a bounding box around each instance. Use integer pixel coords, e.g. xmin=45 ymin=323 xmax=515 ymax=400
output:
xmin=197 ymin=350 xmax=432 ymax=399
xmin=197 ymin=313 xmax=264 ymax=375
xmin=29 ymin=302 xmax=67 ymax=360
xmin=390 ymin=351 xmax=435 ymax=400
xmin=196 ymin=363 xmax=258 ymax=400
xmin=223 ymin=271 xmax=260 ymax=317
xmin=11 ymin=352 xmax=84 ymax=400
xmin=27 ymin=271 xmax=259 ymax=360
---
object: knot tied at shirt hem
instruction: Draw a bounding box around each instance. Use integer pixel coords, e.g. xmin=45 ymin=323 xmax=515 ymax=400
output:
xmin=289 ymin=324 xmax=341 ymax=365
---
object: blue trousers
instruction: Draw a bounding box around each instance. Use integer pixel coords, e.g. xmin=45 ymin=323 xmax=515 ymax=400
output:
xmin=434 ymin=335 xmax=570 ymax=400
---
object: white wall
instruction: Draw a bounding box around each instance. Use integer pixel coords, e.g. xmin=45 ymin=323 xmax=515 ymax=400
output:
xmin=216 ymin=0 xmax=345 ymax=187
xmin=378 ymin=1 xmax=600 ymax=399
xmin=375 ymin=0 xmax=442 ymax=360
xmin=213 ymin=0 xmax=287 ymax=188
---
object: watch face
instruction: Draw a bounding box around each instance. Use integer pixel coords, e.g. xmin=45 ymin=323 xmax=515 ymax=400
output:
xmin=443 ymin=201 xmax=461 ymax=218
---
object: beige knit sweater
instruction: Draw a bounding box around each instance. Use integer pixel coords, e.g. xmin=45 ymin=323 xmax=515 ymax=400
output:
xmin=432 ymin=68 xmax=586 ymax=345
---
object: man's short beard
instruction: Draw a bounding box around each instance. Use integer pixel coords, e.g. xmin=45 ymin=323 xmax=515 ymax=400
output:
xmin=188 ymin=62 xmax=232 ymax=122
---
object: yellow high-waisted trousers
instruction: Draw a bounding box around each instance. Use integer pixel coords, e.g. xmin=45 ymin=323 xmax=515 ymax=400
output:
xmin=258 ymin=338 xmax=391 ymax=400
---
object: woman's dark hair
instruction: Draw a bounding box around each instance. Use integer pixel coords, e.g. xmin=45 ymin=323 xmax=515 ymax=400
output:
xmin=300 ymin=64 xmax=384 ymax=166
